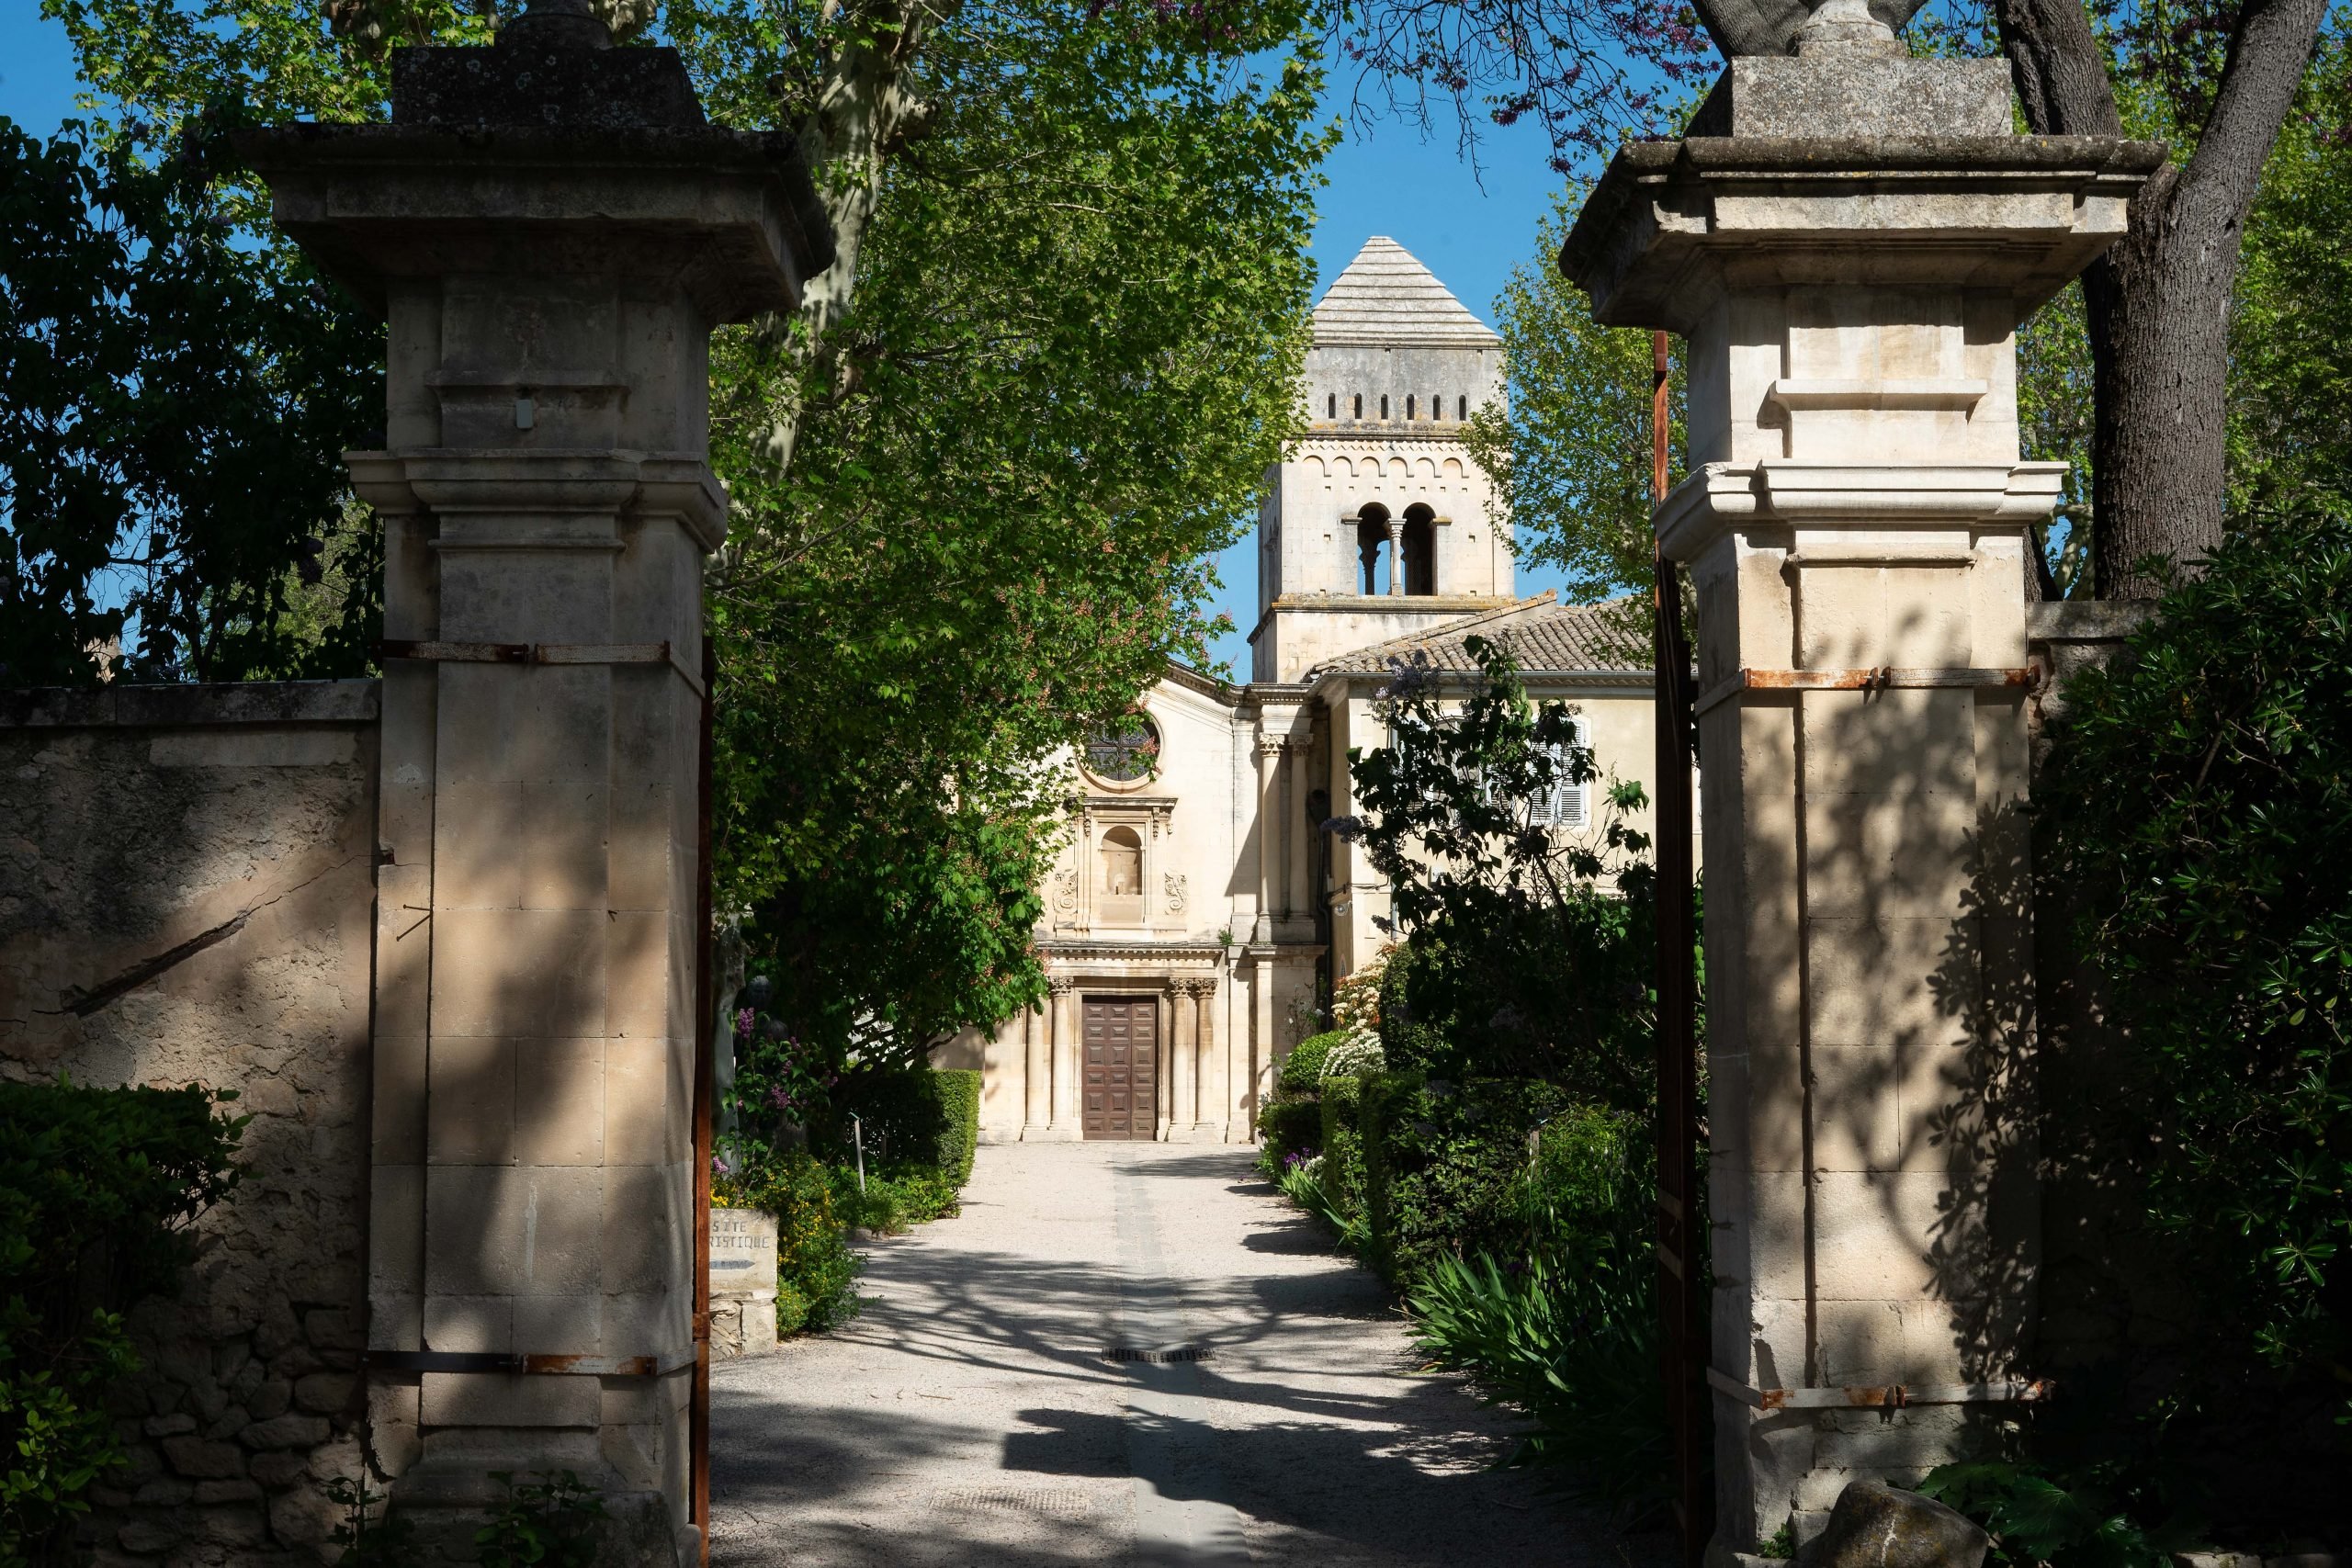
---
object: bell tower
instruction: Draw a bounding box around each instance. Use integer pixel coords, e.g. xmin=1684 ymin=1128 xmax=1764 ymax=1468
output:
xmin=1251 ymin=237 xmax=1517 ymax=682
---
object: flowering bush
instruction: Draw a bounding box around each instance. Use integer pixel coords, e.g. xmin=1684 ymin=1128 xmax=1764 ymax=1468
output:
xmin=1319 ymin=1033 xmax=1386 ymax=1079
xmin=713 ymin=1145 xmax=861 ymax=1336
xmin=1328 ymin=947 xmax=1391 ymax=1046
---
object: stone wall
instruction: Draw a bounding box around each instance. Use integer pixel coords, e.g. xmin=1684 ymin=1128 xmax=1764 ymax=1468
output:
xmin=0 ymin=681 xmax=382 ymax=1564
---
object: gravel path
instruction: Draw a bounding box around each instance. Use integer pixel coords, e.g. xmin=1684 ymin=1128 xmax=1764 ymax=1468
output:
xmin=709 ymin=1141 xmax=1647 ymax=1567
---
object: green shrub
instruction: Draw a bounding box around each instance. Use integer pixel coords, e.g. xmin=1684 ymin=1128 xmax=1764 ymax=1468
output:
xmin=1277 ymin=1031 xmax=1344 ymax=1096
xmin=1916 ymin=1460 xmax=2180 ymax=1568
xmin=715 ymin=1146 xmax=861 ymax=1337
xmin=1254 ymin=1099 xmax=1321 ymax=1178
xmin=928 ymin=1069 xmax=980 ymax=1187
xmin=820 ymin=1065 xmax=980 ymax=1189
xmin=1408 ymin=1249 xmax=1662 ymax=1519
xmin=1317 ymin=1075 xmax=1366 ymax=1224
xmin=475 ymin=1471 xmax=607 ymax=1568
xmin=1278 ymin=1161 xmax=1368 ymax=1251
xmin=1403 ymin=1103 xmax=1672 ymax=1526
xmin=2036 ymin=505 xmax=2352 ymax=1534
xmin=0 ymin=1078 xmax=245 ymax=1560
xmin=1360 ymin=1073 xmax=1570 ymax=1287
xmin=829 ymin=1164 xmax=961 ymax=1234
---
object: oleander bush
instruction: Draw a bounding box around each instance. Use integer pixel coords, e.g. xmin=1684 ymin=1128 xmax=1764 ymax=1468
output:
xmin=1270 ymin=636 xmax=1703 ymax=1526
xmin=0 ymin=1078 xmax=245 ymax=1560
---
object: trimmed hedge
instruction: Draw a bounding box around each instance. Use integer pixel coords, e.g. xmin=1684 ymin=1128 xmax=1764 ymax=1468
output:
xmin=1362 ymin=1072 xmax=1571 ymax=1286
xmin=1256 ymin=1099 xmax=1320 ymax=1178
xmin=1 ymin=1079 xmax=245 ymax=1556
xmin=1317 ymin=1075 xmax=1366 ymax=1223
xmin=822 ymin=1066 xmax=980 ymax=1188
xmin=930 ymin=1069 xmax=979 ymax=1187
xmin=1277 ymin=1030 xmax=1346 ymax=1097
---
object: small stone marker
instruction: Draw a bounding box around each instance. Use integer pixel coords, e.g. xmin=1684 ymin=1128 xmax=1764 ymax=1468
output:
xmin=1807 ymin=1481 xmax=1988 ymax=1568
xmin=707 ymin=1207 xmax=779 ymax=1359
xmin=708 ymin=1207 xmax=779 ymax=1293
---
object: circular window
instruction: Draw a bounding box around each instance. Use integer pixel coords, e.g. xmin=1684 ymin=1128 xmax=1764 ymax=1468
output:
xmin=1083 ymin=713 xmax=1160 ymax=785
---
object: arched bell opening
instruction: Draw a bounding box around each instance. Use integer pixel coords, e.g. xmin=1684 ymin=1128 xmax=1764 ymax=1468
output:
xmin=1401 ymin=503 xmax=1436 ymax=596
xmin=1355 ymin=502 xmax=1392 ymax=594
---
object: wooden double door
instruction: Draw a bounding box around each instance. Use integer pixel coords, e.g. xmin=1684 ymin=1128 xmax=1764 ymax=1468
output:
xmin=1081 ymin=996 xmax=1158 ymax=1140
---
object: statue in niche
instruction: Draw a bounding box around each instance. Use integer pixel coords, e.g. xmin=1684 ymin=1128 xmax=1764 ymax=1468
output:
xmin=1100 ymin=827 xmax=1142 ymax=897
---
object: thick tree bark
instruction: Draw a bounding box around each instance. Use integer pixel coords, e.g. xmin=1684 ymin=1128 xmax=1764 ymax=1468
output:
xmin=761 ymin=0 xmax=942 ymax=478
xmin=1996 ymin=0 xmax=2324 ymax=598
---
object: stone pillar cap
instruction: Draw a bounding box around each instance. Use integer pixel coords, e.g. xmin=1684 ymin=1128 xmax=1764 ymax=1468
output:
xmin=1559 ymin=132 xmax=2165 ymax=331
xmin=237 ymin=122 xmax=836 ymax=322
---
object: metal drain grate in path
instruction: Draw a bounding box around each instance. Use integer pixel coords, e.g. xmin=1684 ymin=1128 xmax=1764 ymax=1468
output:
xmin=1100 ymin=1345 xmax=1212 ymax=1362
xmin=931 ymin=1487 xmax=1096 ymax=1517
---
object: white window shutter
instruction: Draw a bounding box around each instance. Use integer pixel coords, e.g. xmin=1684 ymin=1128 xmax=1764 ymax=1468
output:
xmin=1544 ymin=724 xmax=1591 ymax=828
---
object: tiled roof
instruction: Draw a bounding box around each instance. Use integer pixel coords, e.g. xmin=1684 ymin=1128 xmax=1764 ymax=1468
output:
xmin=1311 ymin=236 xmax=1500 ymax=347
xmin=1310 ymin=592 xmax=1652 ymax=677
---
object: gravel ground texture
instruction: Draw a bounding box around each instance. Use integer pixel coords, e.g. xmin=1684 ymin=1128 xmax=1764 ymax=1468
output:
xmin=709 ymin=1141 xmax=1659 ymax=1567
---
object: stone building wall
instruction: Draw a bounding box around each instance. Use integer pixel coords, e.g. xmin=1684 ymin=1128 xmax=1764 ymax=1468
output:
xmin=0 ymin=681 xmax=382 ymax=1564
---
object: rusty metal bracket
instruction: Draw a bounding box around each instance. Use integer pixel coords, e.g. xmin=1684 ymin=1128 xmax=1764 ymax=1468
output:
xmin=1693 ymin=665 xmax=2033 ymax=718
xmin=373 ymin=637 xmax=705 ymax=696
xmin=1707 ymin=1366 xmax=2054 ymax=1411
xmin=365 ymin=1348 xmax=697 ymax=1377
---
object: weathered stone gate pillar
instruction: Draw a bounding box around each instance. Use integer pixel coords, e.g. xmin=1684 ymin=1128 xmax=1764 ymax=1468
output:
xmin=1561 ymin=31 xmax=2157 ymax=1559
xmin=245 ymin=5 xmax=830 ymax=1556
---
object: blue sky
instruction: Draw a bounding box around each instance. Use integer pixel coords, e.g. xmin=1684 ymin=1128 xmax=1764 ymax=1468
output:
xmin=0 ymin=10 xmax=1585 ymax=679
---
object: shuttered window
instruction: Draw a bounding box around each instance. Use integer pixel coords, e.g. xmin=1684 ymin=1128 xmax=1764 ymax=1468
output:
xmin=1527 ymin=721 xmax=1591 ymax=829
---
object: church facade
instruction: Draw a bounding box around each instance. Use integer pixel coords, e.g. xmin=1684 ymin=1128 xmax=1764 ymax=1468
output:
xmin=939 ymin=238 xmax=1668 ymax=1143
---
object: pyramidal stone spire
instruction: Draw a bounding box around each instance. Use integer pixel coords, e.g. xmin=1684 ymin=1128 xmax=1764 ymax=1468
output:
xmin=1311 ymin=236 xmax=1500 ymax=347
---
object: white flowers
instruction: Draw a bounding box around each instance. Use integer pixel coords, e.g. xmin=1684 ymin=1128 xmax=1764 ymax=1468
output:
xmin=1321 ymin=1031 xmax=1387 ymax=1080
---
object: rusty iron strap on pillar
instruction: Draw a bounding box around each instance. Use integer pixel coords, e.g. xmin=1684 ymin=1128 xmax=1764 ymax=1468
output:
xmin=1692 ymin=666 xmax=2035 ymax=719
xmin=365 ymin=1348 xmax=698 ymax=1376
xmin=1706 ymin=1368 xmax=2055 ymax=1411
xmin=691 ymin=637 xmax=716 ymax=1567
xmin=1649 ymin=328 xmax=1709 ymax=1568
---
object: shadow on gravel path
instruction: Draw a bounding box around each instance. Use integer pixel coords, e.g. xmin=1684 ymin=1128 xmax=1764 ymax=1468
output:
xmin=709 ymin=1141 xmax=1655 ymax=1568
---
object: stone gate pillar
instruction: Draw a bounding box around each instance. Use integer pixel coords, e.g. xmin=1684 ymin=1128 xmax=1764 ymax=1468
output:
xmin=1560 ymin=38 xmax=2157 ymax=1560
xmin=243 ymin=5 xmax=831 ymax=1557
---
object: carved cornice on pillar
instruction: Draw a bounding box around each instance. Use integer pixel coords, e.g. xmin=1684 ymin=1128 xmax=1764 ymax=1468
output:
xmin=1046 ymin=976 xmax=1078 ymax=995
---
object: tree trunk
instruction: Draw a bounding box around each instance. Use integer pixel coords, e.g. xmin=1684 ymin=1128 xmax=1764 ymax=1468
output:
xmin=761 ymin=0 xmax=943 ymax=478
xmin=1997 ymin=0 xmax=2324 ymax=598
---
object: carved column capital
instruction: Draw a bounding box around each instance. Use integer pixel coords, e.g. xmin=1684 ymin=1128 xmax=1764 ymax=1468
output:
xmin=1046 ymin=976 xmax=1078 ymax=996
